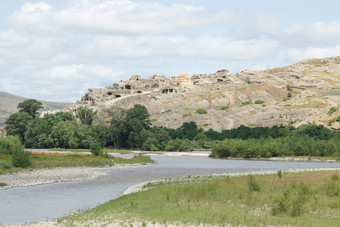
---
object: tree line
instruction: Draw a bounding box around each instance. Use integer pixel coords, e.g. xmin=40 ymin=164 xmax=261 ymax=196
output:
xmin=4 ymin=99 xmax=340 ymax=158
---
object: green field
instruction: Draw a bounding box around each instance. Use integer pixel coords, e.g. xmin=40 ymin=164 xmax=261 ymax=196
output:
xmin=61 ymin=170 xmax=340 ymax=227
xmin=0 ymin=152 xmax=153 ymax=174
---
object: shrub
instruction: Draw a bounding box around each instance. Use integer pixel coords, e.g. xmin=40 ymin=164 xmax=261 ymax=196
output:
xmin=277 ymin=170 xmax=283 ymax=178
xmin=287 ymin=92 xmax=292 ymax=98
xmin=241 ymin=101 xmax=250 ymax=106
xmin=324 ymin=180 xmax=340 ymax=197
xmin=254 ymin=100 xmax=264 ymax=104
xmin=220 ymin=106 xmax=229 ymax=110
xmin=328 ymin=107 xmax=337 ymax=115
xmin=12 ymin=149 xmax=30 ymax=168
xmin=248 ymin=175 xmax=261 ymax=192
xmin=0 ymin=136 xmax=23 ymax=155
xmin=271 ymin=183 xmax=312 ymax=217
xmin=331 ymin=173 xmax=339 ymax=181
xmin=195 ymin=109 xmax=207 ymax=114
xmin=90 ymin=142 xmax=102 ymax=156
xmin=142 ymin=137 xmax=159 ymax=151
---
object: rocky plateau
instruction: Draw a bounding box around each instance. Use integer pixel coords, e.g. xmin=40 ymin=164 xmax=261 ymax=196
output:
xmin=57 ymin=57 xmax=340 ymax=131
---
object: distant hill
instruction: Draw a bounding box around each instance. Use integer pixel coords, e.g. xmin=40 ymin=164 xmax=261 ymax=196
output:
xmin=0 ymin=92 xmax=70 ymax=126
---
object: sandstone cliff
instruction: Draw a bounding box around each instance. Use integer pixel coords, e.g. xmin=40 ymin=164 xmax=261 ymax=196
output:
xmin=64 ymin=56 xmax=340 ymax=131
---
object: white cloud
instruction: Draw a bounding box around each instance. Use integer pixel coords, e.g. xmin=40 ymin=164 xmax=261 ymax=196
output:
xmin=8 ymin=0 xmax=217 ymax=35
xmin=179 ymin=36 xmax=279 ymax=60
xmin=0 ymin=30 xmax=30 ymax=48
xmin=8 ymin=2 xmax=53 ymax=32
xmin=287 ymin=45 xmax=340 ymax=62
xmin=84 ymin=35 xmax=279 ymax=60
xmin=284 ymin=21 xmax=340 ymax=47
xmin=42 ymin=64 xmax=123 ymax=82
xmin=52 ymin=0 xmax=217 ymax=34
xmin=5 ymin=64 xmax=124 ymax=101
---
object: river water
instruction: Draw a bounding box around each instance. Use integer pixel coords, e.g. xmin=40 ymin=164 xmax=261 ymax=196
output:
xmin=1 ymin=154 xmax=340 ymax=224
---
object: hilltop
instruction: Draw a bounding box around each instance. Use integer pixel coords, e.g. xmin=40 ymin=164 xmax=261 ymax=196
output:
xmin=62 ymin=56 xmax=340 ymax=131
xmin=0 ymin=92 xmax=70 ymax=126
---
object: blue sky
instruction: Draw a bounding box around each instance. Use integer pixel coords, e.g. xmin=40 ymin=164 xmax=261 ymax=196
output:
xmin=1 ymin=0 xmax=340 ymax=102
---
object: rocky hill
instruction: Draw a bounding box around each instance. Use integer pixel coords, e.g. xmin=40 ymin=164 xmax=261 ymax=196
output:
xmin=64 ymin=56 xmax=340 ymax=131
xmin=0 ymin=92 xmax=70 ymax=126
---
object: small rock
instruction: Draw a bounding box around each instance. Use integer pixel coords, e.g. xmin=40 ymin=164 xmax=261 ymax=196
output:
xmin=0 ymin=182 xmax=8 ymax=187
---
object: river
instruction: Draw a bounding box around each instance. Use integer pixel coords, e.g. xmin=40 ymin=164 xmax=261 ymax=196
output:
xmin=1 ymin=153 xmax=340 ymax=224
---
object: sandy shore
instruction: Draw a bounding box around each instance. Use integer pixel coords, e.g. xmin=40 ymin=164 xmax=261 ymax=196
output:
xmin=0 ymin=163 xmax=151 ymax=190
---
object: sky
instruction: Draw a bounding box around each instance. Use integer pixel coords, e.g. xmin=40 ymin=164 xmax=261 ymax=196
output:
xmin=1 ymin=0 xmax=340 ymax=102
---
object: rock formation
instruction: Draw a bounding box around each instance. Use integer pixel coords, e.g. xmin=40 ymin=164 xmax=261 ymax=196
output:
xmin=62 ymin=56 xmax=340 ymax=131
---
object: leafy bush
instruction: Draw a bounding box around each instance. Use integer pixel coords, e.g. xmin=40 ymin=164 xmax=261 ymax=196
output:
xmin=328 ymin=107 xmax=337 ymax=115
xmin=254 ymin=100 xmax=264 ymax=104
xmin=324 ymin=180 xmax=340 ymax=197
xmin=211 ymin=134 xmax=340 ymax=159
xmin=248 ymin=175 xmax=261 ymax=192
xmin=0 ymin=136 xmax=23 ymax=154
xmin=277 ymin=170 xmax=283 ymax=178
xmin=90 ymin=142 xmax=102 ymax=156
xmin=287 ymin=92 xmax=292 ymax=98
xmin=164 ymin=139 xmax=192 ymax=151
xmin=220 ymin=106 xmax=229 ymax=110
xmin=12 ymin=149 xmax=30 ymax=168
xmin=142 ymin=137 xmax=159 ymax=151
xmin=195 ymin=109 xmax=207 ymax=114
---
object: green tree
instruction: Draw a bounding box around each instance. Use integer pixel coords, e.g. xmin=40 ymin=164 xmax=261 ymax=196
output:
xmin=109 ymin=107 xmax=128 ymax=148
xmin=178 ymin=121 xmax=200 ymax=140
xmin=50 ymin=121 xmax=78 ymax=148
xmin=125 ymin=105 xmax=150 ymax=148
xmin=17 ymin=99 xmax=43 ymax=118
xmin=24 ymin=113 xmax=75 ymax=148
xmin=5 ymin=112 xmax=33 ymax=144
xmin=55 ymin=112 xmax=75 ymax=122
xmin=24 ymin=117 xmax=53 ymax=148
xmin=76 ymin=106 xmax=97 ymax=125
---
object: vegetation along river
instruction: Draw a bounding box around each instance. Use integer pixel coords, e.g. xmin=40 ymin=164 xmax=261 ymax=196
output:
xmin=1 ymin=153 xmax=340 ymax=225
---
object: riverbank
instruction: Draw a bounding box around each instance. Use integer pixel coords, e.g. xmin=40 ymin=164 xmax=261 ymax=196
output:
xmin=62 ymin=169 xmax=340 ymax=227
xmin=0 ymin=163 xmax=152 ymax=190
xmin=3 ymin=168 xmax=340 ymax=226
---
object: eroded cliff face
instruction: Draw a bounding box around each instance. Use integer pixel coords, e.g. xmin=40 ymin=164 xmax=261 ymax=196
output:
xmin=63 ymin=56 xmax=340 ymax=131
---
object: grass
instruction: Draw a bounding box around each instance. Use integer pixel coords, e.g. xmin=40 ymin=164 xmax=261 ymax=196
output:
xmin=0 ymin=153 xmax=153 ymax=174
xmin=195 ymin=109 xmax=208 ymax=114
xmin=61 ymin=170 xmax=340 ymax=227
xmin=220 ymin=106 xmax=229 ymax=110
xmin=49 ymin=148 xmax=133 ymax=154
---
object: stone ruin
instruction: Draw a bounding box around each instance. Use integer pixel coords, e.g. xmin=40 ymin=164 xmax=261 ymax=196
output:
xmin=75 ymin=70 xmax=245 ymax=107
